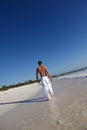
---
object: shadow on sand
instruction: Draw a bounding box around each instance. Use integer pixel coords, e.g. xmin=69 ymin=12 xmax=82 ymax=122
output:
xmin=0 ymin=97 xmax=48 ymax=105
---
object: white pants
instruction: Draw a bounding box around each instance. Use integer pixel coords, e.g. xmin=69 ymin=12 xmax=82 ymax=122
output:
xmin=41 ymin=76 xmax=54 ymax=99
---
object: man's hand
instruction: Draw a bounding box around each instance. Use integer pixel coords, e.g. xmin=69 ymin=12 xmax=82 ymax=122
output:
xmin=49 ymin=77 xmax=53 ymax=82
xmin=37 ymin=80 xmax=40 ymax=83
xmin=38 ymin=80 xmax=40 ymax=83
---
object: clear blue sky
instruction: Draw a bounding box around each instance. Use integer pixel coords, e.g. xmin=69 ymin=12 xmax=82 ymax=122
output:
xmin=0 ymin=0 xmax=87 ymax=87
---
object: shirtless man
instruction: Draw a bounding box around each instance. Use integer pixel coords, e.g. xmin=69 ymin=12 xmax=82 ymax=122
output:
xmin=36 ymin=61 xmax=54 ymax=100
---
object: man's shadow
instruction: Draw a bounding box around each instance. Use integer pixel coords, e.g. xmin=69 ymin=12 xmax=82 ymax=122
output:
xmin=0 ymin=97 xmax=48 ymax=105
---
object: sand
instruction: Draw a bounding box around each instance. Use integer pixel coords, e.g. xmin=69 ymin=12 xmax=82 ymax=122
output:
xmin=0 ymin=78 xmax=87 ymax=130
xmin=0 ymin=83 xmax=42 ymax=116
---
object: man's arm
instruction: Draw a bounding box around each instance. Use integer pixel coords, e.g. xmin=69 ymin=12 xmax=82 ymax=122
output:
xmin=45 ymin=67 xmax=52 ymax=81
xmin=36 ymin=68 xmax=40 ymax=83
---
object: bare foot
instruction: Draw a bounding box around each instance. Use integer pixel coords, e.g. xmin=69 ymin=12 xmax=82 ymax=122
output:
xmin=51 ymin=93 xmax=54 ymax=97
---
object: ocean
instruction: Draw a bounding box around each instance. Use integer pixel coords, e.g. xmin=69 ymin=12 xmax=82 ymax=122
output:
xmin=58 ymin=67 xmax=87 ymax=79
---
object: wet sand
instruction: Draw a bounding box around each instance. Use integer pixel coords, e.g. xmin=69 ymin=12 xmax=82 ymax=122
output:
xmin=0 ymin=78 xmax=87 ymax=130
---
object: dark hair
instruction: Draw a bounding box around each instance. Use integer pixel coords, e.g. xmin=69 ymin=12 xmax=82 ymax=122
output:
xmin=38 ymin=61 xmax=42 ymax=66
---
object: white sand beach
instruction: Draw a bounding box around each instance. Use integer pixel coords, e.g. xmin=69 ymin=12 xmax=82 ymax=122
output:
xmin=0 ymin=78 xmax=87 ymax=130
xmin=0 ymin=83 xmax=42 ymax=116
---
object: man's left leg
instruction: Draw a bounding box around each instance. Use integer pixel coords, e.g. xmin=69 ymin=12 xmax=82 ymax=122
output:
xmin=48 ymin=79 xmax=54 ymax=96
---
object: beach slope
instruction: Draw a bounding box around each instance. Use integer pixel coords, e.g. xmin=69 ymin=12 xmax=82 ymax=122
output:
xmin=0 ymin=78 xmax=87 ymax=130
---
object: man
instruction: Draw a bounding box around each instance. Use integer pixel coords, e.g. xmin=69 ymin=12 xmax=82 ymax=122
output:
xmin=36 ymin=61 xmax=54 ymax=100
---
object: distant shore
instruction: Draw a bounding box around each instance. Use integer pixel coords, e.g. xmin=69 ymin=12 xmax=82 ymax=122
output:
xmin=1 ymin=66 xmax=87 ymax=91
xmin=0 ymin=78 xmax=87 ymax=130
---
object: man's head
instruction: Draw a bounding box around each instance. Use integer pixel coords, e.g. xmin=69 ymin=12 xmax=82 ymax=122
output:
xmin=38 ymin=61 xmax=42 ymax=66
